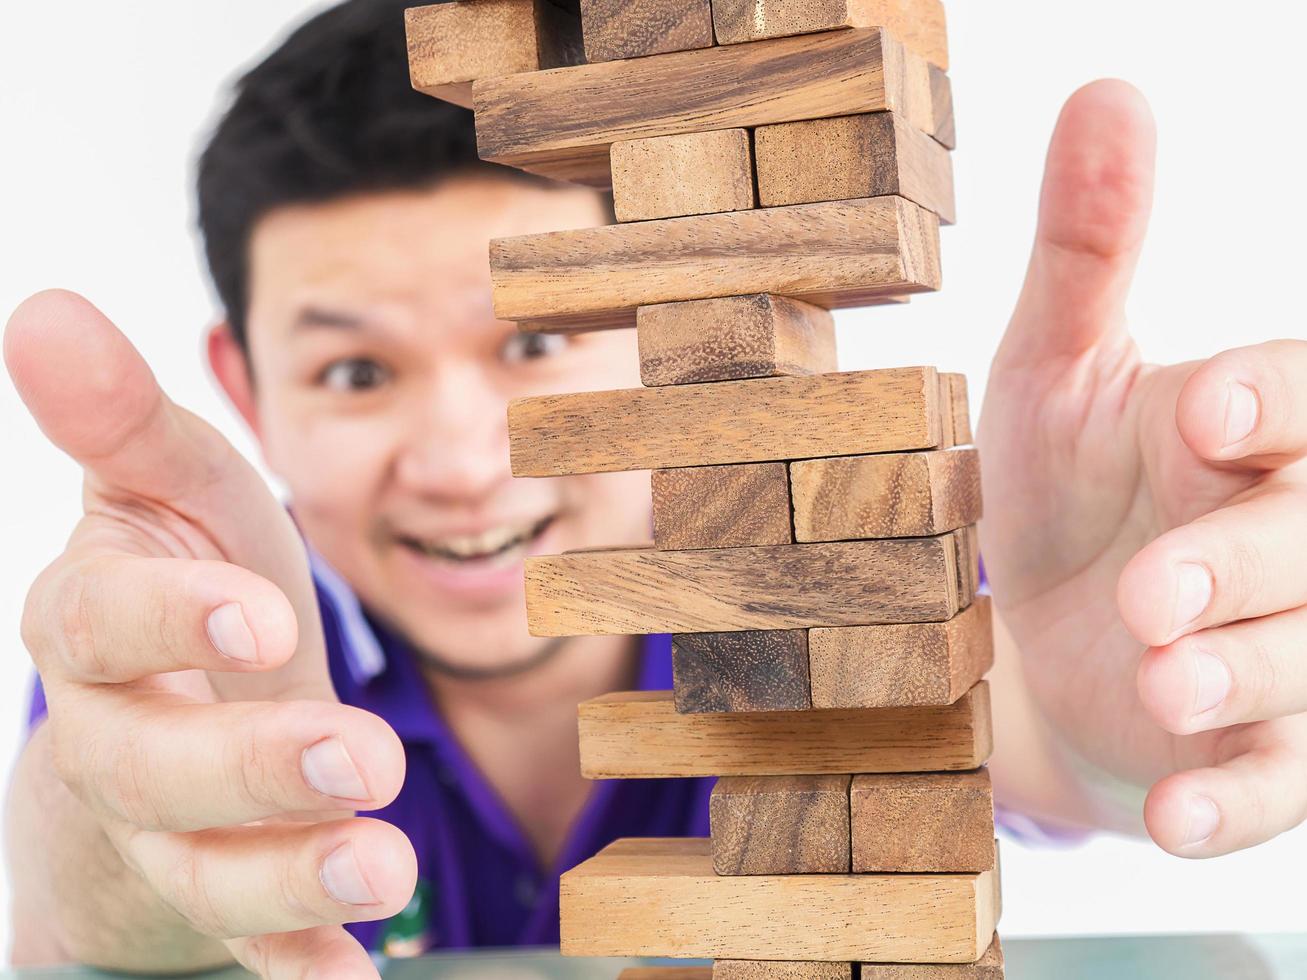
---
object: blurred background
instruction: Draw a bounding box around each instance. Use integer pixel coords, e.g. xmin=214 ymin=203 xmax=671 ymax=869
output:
xmin=2 ymin=0 xmax=1305 ymax=957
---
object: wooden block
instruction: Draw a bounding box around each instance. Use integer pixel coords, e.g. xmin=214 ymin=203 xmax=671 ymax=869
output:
xmin=711 ymin=775 xmax=851 ymax=875
xmin=491 ymin=196 xmax=940 ymax=327
xmin=954 ymin=523 xmax=981 ymax=603
xmin=851 ymin=770 xmax=996 ymax=873
xmin=791 ymin=448 xmax=981 ymax=542
xmin=611 ymin=130 xmax=754 ymax=222
xmin=930 ymin=64 xmax=957 ymax=150
xmin=716 ymin=964 xmax=853 ymax=980
xmin=946 ymin=373 xmax=972 ymax=444
xmin=511 ymin=366 xmax=942 ymax=477
xmin=712 ymin=0 xmax=948 ymax=71
xmin=527 ymin=534 xmax=963 ymax=636
xmin=653 ymin=464 xmax=792 ymax=551
xmin=405 ymin=0 xmax=580 ymax=108
xmin=755 ymin=114 xmax=955 ymax=224
xmin=638 ymin=295 xmax=837 ymax=387
xmin=810 ymin=597 xmax=994 ymax=709
xmin=673 ymin=631 xmax=811 ymax=713
xmin=578 ymin=683 xmax=992 ymax=777
xmin=863 ymin=935 xmax=1005 ymax=978
xmin=474 ymin=29 xmax=942 ymax=184
xmin=560 ymin=837 xmax=999 ymax=962
xmin=581 ymin=0 xmax=714 ymax=63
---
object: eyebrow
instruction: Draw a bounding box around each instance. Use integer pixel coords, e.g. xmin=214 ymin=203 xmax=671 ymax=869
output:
xmin=293 ymin=307 xmax=370 ymax=331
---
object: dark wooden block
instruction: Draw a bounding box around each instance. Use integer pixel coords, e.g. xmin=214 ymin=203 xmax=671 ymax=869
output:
xmin=672 ymin=630 xmax=811 ymax=713
xmin=580 ymin=0 xmax=714 ymax=63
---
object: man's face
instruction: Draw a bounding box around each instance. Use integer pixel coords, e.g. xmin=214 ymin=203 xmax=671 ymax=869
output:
xmin=237 ymin=174 xmax=649 ymax=674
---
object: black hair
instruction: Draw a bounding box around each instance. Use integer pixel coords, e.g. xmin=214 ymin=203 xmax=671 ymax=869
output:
xmin=196 ymin=0 xmax=546 ymax=350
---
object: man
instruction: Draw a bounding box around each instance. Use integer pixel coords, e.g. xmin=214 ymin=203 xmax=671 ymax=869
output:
xmin=6 ymin=0 xmax=1307 ymax=978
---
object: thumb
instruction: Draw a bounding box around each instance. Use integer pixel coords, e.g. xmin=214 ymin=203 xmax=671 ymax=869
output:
xmin=5 ymin=289 xmax=333 ymax=702
xmin=995 ymin=79 xmax=1156 ymax=372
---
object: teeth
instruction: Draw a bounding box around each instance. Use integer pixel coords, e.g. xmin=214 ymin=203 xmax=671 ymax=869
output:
xmin=408 ymin=518 xmax=549 ymax=562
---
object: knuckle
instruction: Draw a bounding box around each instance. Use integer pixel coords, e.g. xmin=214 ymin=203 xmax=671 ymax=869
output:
xmin=104 ymin=722 xmax=175 ymax=831
xmin=159 ymin=845 xmax=233 ymax=938
xmin=1217 ymin=536 xmax=1264 ymax=613
xmin=49 ymin=562 xmax=114 ymax=680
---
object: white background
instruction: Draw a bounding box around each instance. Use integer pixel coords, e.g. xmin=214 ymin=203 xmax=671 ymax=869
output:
xmin=2 ymin=0 xmax=1305 ymax=958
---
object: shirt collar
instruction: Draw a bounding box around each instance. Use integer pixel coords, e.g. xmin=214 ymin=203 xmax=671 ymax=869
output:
xmin=307 ymin=548 xmax=387 ymax=686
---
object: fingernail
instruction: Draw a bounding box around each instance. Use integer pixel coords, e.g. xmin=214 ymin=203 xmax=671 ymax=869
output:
xmin=302 ymin=737 xmax=370 ymax=801
xmin=320 ymin=842 xmax=378 ymax=906
xmin=1191 ymin=650 xmax=1231 ymax=717
xmin=1183 ymin=795 xmax=1221 ymax=846
xmin=206 ymin=603 xmax=258 ymax=663
xmin=1172 ymin=563 xmax=1212 ymax=636
xmin=1223 ymin=381 xmax=1259 ymax=448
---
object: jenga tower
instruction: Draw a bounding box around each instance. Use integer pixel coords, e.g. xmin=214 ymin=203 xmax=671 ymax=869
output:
xmin=407 ymin=2 xmax=1002 ymax=975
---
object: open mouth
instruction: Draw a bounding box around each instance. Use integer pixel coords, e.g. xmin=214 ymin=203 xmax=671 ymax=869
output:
xmin=397 ymin=515 xmax=556 ymax=569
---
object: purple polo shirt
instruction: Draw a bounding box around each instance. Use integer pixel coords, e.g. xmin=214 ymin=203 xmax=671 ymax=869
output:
xmin=25 ymin=554 xmax=1076 ymax=955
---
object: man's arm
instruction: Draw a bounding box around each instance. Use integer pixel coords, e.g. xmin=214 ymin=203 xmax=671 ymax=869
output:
xmin=6 ymin=724 xmax=229 ymax=971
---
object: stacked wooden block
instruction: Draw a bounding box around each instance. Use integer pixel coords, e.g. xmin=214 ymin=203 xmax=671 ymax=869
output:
xmin=407 ymin=0 xmax=1001 ymax=975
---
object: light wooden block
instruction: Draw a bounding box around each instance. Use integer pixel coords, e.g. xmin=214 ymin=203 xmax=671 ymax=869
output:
xmin=490 ymin=196 xmax=940 ymax=327
xmin=717 ymin=965 xmax=854 ymax=980
xmin=638 ymin=295 xmax=837 ymax=387
xmin=791 ymin=448 xmax=981 ymax=542
xmin=712 ymin=0 xmax=948 ymax=71
xmin=612 ymin=130 xmax=754 ymax=222
xmin=474 ymin=29 xmax=942 ymax=184
xmin=560 ymin=837 xmax=999 ymax=962
xmin=947 ymin=372 xmax=972 ymax=444
xmin=510 ymin=366 xmax=942 ymax=477
xmin=578 ymin=683 xmax=992 ymax=778
xmin=581 ymin=0 xmax=714 ymax=61
xmin=862 ymin=935 xmax=1005 ymax=978
xmin=756 ymin=113 xmax=955 ymax=224
xmin=405 ymin=0 xmax=579 ymax=107
xmin=954 ymin=523 xmax=981 ymax=604
xmin=653 ymin=463 xmax=792 ymax=551
xmin=931 ymin=64 xmax=957 ymax=150
xmin=851 ymin=770 xmax=996 ymax=873
xmin=673 ymin=631 xmax=811 ymax=713
xmin=711 ymin=775 xmax=851 ymax=875
xmin=526 ymin=533 xmax=964 ymax=636
xmin=810 ymin=597 xmax=994 ymax=709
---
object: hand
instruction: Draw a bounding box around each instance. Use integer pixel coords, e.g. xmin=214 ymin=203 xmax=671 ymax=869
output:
xmin=5 ymin=291 xmax=415 ymax=975
xmin=977 ymin=81 xmax=1307 ymax=857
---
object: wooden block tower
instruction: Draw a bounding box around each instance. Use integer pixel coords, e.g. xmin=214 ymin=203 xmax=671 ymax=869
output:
xmin=407 ymin=1 xmax=1003 ymax=975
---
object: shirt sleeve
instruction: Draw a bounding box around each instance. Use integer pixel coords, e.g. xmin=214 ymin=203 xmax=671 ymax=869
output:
xmin=27 ymin=673 xmax=49 ymax=733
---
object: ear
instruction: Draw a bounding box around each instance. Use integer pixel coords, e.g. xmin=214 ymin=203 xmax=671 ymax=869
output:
xmin=207 ymin=322 xmax=261 ymax=438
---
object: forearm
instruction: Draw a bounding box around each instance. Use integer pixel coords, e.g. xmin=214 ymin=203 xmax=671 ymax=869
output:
xmin=986 ymin=604 xmax=1148 ymax=838
xmin=4 ymin=724 xmax=230 ymax=972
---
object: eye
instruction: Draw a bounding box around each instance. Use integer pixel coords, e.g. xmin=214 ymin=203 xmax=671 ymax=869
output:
xmin=502 ymin=331 xmax=570 ymax=364
xmin=319 ymin=358 xmax=391 ymax=392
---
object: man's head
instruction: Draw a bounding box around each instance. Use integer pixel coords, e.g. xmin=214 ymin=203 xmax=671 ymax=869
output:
xmin=200 ymin=0 xmax=649 ymax=677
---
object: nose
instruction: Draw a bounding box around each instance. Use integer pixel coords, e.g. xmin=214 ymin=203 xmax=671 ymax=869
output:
xmin=394 ymin=360 xmax=511 ymax=501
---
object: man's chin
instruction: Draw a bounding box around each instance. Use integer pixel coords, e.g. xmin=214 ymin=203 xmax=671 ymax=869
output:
xmin=408 ymin=635 xmax=569 ymax=682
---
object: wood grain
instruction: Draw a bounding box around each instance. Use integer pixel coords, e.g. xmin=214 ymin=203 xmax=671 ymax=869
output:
xmin=809 ymin=597 xmax=994 ymax=709
xmin=510 ymin=366 xmax=942 ymax=477
xmin=755 ymin=113 xmax=955 ymax=223
xmin=580 ymin=0 xmax=714 ymax=63
xmin=578 ymin=683 xmax=992 ymax=777
xmin=863 ymin=935 xmax=1004 ymax=978
xmin=851 ymin=770 xmax=996 ymax=873
xmin=653 ymin=463 xmax=793 ymax=551
xmin=560 ymin=837 xmax=999 ymax=962
xmin=717 ymin=964 xmax=854 ymax=980
xmin=405 ymin=0 xmax=582 ymax=107
xmin=490 ymin=196 xmax=940 ymax=327
xmin=474 ymin=29 xmax=942 ymax=184
xmin=673 ymin=630 xmax=811 ymax=713
xmin=638 ymin=295 xmax=837 ymax=387
xmin=526 ymin=534 xmax=963 ymax=636
xmin=711 ymin=775 xmax=851 ymax=875
xmin=712 ymin=0 xmax=949 ymax=71
xmin=611 ymin=130 xmax=754 ymax=222
xmin=791 ymin=448 xmax=982 ymax=542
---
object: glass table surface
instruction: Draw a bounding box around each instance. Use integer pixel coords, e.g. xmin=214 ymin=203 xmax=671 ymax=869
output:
xmin=7 ymin=936 xmax=1306 ymax=980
